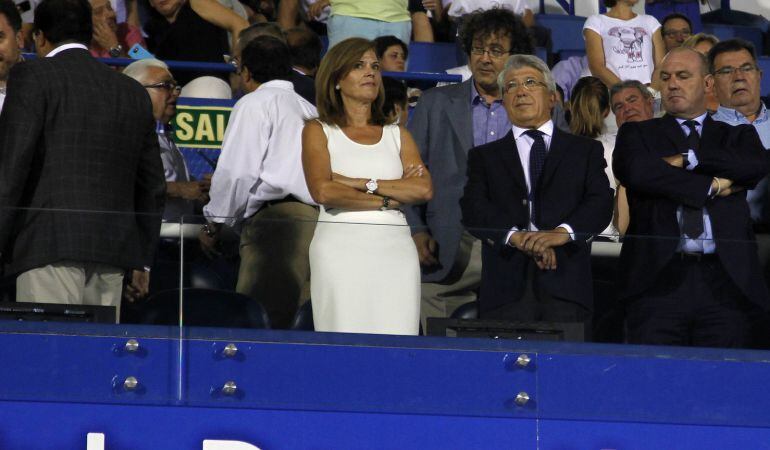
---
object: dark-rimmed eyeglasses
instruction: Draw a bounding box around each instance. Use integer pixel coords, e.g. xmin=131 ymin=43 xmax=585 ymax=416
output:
xmin=505 ymin=78 xmax=548 ymax=93
xmin=143 ymin=80 xmax=181 ymax=94
xmin=713 ymin=64 xmax=760 ymax=77
xmin=470 ymin=47 xmax=511 ymax=59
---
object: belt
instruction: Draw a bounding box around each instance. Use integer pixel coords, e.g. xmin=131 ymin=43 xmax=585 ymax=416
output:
xmin=676 ymin=252 xmax=718 ymax=262
xmin=264 ymin=195 xmax=301 ymax=208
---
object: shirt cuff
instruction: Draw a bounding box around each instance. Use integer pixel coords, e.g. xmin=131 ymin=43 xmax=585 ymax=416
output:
xmin=557 ymin=223 xmax=575 ymax=241
xmin=505 ymin=227 xmax=519 ymax=247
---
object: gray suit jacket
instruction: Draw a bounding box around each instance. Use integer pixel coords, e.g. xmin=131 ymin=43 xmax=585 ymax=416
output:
xmin=0 ymin=48 xmax=166 ymax=274
xmin=405 ymin=80 xmax=474 ymax=283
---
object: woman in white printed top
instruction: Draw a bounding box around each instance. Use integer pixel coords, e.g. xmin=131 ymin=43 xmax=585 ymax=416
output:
xmin=583 ymin=0 xmax=665 ymax=89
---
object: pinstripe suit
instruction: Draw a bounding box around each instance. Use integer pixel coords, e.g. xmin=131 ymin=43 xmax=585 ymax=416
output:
xmin=0 ymin=48 xmax=165 ymax=290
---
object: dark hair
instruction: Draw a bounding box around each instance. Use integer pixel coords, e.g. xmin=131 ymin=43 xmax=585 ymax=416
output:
xmin=241 ymin=35 xmax=293 ymax=83
xmin=34 ymin=0 xmax=92 ymax=46
xmin=460 ymin=8 xmax=533 ymax=57
xmin=0 ymin=0 xmax=22 ymax=33
xmin=373 ymin=35 xmax=409 ymax=60
xmin=603 ymin=0 xmax=618 ymax=7
xmin=286 ymin=27 xmax=322 ymax=72
xmin=661 ymin=13 xmax=693 ymax=32
xmin=238 ymin=22 xmax=285 ymax=52
xmin=569 ymin=76 xmax=609 ymax=139
xmin=382 ymin=76 xmax=407 ymax=119
xmin=315 ymin=37 xmax=388 ymax=127
xmin=707 ymin=38 xmax=758 ymax=74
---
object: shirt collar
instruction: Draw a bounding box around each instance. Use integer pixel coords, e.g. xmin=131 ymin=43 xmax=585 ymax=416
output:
xmin=156 ymin=120 xmax=173 ymax=134
xmin=512 ymin=120 xmax=554 ymax=140
xmin=470 ymin=79 xmax=501 ymax=106
xmin=675 ymin=111 xmax=708 ymax=128
xmin=715 ymin=103 xmax=768 ymax=124
xmin=46 ymin=43 xmax=89 ymax=58
xmin=257 ymin=79 xmax=295 ymax=92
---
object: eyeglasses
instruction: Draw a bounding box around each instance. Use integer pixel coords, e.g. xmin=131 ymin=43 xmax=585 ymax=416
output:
xmin=143 ymin=80 xmax=181 ymax=94
xmin=662 ymin=29 xmax=691 ymax=38
xmin=470 ymin=47 xmax=511 ymax=59
xmin=505 ymin=78 xmax=548 ymax=93
xmin=713 ymin=64 xmax=760 ymax=77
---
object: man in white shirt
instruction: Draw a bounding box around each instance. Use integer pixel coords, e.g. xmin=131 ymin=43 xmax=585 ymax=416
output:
xmin=201 ymin=36 xmax=318 ymax=329
xmin=0 ymin=0 xmax=23 ymax=114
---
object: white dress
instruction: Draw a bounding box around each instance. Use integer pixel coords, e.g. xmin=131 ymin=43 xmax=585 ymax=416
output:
xmin=310 ymin=122 xmax=420 ymax=335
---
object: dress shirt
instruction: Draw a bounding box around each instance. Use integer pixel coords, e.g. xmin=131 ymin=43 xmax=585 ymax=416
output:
xmin=157 ymin=122 xmax=194 ymax=222
xmin=46 ymin=43 xmax=88 ymax=58
xmin=505 ymin=120 xmax=575 ymax=245
xmin=0 ymin=89 xmax=5 ymax=115
xmin=471 ymin=80 xmax=510 ymax=147
xmin=675 ymin=113 xmax=716 ymax=253
xmin=203 ymin=80 xmax=317 ymax=227
xmin=712 ymin=104 xmax=770 ymax=223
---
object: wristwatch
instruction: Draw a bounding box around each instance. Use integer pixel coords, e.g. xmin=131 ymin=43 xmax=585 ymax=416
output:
xmin=365 ymin=178 xmax=378 ymax=194
xmin=108 ymin=44 xmax=123 ymax=58
xmin=380 ymin=196 xmax=391 ymax=211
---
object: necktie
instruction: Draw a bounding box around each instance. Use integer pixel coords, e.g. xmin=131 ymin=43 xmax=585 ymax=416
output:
xmin=525 ymin=129 xmax=547 ymax=227
xmin=681 ymin=120 xmax=704 ymax=239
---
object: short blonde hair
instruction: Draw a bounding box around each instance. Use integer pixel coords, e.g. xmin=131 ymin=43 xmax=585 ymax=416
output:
xmin=315 ymin=38 xmax=388 ymax=127
xmin=682 ymin=33 xmax=720 ymax=53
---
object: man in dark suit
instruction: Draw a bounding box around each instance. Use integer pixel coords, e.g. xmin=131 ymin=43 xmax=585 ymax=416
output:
xmin=460 ymin=54 xmax=613 ymax=331
xmin=613 ymin=47 xmax=770 ymax=347
xmin=0 ymin=0 xmax=165 ymax=321
xmin=406 ymin=9 xmax=534 ymax=327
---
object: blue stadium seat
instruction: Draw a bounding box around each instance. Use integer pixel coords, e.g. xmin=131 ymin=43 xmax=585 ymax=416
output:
xmin=407 ymin=42 xmax=459 ymax=72
xmin=536 ymin=14 xmax=588 ymax=56
xmin=702 ymin=23 xmax=764 ymax=55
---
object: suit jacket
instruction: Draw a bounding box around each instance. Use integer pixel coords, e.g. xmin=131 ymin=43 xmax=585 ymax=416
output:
xmin=405 ymin=80 xmax=475 ymax=283
xmin=0 ymin=48 xmax=166 ymax=274
xmin=460 ymin=128 xmax=613 ymax=313
xmin=613 ymin=114 xmax=770 ymax=308
xmin=291 ymin=71 xmax=316 ymax=106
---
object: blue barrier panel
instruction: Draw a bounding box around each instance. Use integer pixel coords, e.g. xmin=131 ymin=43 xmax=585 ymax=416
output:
xmin=2 ymin=321 xmax=770 ymax=448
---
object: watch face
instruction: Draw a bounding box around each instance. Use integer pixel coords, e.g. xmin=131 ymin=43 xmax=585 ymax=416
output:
xmin=366 ymin=179 xmax=377 ymax=192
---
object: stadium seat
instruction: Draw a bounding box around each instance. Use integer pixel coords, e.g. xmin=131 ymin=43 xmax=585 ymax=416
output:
xmin=450 ymin=301 xmax=479 ymax=320
xmin=702 ymin=23 xmax=764 ymax=55
xmin=140 ymin=288 xmax=271 ymax=329
xmin=758 ymin=56 xmax=770 ymax=96
xmin=407 ymin=41 xmax=458 ymax=73
xmin=536 ymin=14 xmax=588 ymax=57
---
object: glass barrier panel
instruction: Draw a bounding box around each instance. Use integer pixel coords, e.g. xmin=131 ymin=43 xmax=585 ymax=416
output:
xmin=175 ymin=215 xmax=770 ymax=445
xmin=0 ymin=206 xmax=181 ymax=409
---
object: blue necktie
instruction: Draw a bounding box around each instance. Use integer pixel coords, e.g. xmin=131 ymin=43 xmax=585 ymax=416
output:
xmin=682 ymin=120 xmax=704 ymax=239
xmin=526 ymin=129 xmax=547 ymax=227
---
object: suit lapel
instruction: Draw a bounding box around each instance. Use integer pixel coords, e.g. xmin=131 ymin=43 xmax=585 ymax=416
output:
xmin=661 ymin=114 xmax=688 ymax=154
xmin=539 ymin=127 xmax=568 ymax=189
xmin=498 ymin=131 xmax=528 ymax=193
xmin=446 ymin=80 xmax=474 ymax=153
xmin=700 ymin=115 xmax=718 ymax=154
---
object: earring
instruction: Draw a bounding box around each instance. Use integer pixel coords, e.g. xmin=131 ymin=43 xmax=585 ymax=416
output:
xmin=335 ymin=84 xmax=340 ymax=90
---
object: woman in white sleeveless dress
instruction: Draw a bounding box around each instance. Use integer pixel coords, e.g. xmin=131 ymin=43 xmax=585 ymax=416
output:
xmin=302 ymin=38 xmax=433 ymax=335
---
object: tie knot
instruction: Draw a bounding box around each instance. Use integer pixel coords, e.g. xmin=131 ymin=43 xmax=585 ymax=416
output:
xmin=525 ymin=129 xmax=544 ymax=140
xmin=683 ymin=120 xmax=699 ymax=132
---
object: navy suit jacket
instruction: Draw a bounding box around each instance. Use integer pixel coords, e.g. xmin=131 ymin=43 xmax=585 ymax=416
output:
xmin=460 ymin=128 xmax=613 ymax=313
xmin=613 ymin=114 xmax=770 ymax=308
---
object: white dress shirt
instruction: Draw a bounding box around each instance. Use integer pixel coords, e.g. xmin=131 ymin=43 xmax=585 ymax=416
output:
xmin=505 ymin=120 xmax=574 ymax=245
xmin=675 ymin=113 xmax=716 ymax=254
xmin=204 ymin=80 xmax=318 ymax=227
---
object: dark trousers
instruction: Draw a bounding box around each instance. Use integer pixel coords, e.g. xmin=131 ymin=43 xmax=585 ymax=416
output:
xmin=626 ymin=254 xmax=758 ymax=348
xmin=482 ymin=261 xmax=591 ymax=341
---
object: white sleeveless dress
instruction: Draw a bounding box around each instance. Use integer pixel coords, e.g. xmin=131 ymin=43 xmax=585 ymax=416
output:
xmin=310 ymin=122 xmax=420 ymax=335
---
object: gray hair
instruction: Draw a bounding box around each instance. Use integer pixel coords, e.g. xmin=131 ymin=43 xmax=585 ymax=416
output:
xmin=122 ymin=58 xmax=170 ymax=85
xmin=497 ymin=54 xmax=557 ymax=94
xmin=609 ymin=79 xmax=653 ymax=112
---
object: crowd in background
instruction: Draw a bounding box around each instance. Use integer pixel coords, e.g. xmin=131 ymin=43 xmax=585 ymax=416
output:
xmin=2 ymin=0 xmax=770 ymax=350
